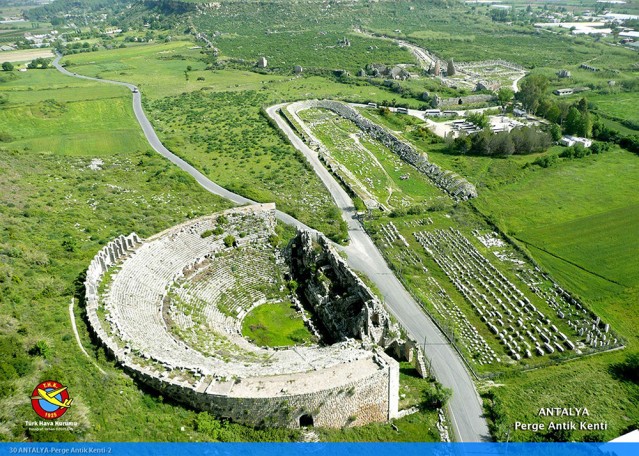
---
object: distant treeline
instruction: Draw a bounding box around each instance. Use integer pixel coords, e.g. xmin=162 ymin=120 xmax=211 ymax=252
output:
xmin=25 ymin=0 xmax=128 ymax=22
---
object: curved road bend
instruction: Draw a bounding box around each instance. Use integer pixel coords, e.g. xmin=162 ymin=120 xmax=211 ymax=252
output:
xmin=53 ymin=55 xmax=490 ymax=441
xmin=52 ymin=56 xmax=308 ymax=232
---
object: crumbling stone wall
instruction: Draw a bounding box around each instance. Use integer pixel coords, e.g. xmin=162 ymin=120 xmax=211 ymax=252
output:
xmin=286 ymin=100 xmax=477 ymax=200
xmin=437 ymin=94 xmax=495 ymax=107
xmin=288 ymin=230 xmax=399 ymax=347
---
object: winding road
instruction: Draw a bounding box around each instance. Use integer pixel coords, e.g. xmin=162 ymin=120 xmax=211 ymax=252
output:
xmin=53 ymin=55 xmax=490 ymax=442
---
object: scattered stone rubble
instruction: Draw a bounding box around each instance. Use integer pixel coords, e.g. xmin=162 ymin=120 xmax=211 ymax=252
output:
xmin=414 ymin=228 xmax=620 ymax=363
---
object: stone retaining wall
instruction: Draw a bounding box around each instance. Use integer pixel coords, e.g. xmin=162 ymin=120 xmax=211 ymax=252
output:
xmin=437 ymin=94 xmax=495 ymax=107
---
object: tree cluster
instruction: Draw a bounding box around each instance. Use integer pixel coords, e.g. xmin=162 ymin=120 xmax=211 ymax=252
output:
xmin=593 ymin=121 xmax=639 ymax=155
xmin=517 ymin=74 xmax=639 ymax=156
xmin=448 ymin=126 xmax=552 ymax=156
xmin=27 ymin=58 xmax=51 ymax=70
xmin=560 ymin=141 xmax=610 ymax=159
xmin=517 ymin=75 xmax=593 ymax=137
xmin=610 ymin=353 xmax=639 ymax=384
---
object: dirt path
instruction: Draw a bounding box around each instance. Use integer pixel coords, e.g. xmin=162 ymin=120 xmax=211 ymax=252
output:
xmin=69 ymin=298 xmax=106 ymax=375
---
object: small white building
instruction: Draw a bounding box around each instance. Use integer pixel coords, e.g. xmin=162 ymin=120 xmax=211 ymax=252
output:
xmin=554 ymin=88 xmax=574 ymax=96
xmin=560 ymin=136 xmax=592 ymax=147
xmin=257 ymin=56 xmax=267 ymax=68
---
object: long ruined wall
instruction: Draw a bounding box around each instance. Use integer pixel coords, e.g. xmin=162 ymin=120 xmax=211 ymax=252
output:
xmin=84 ymin=207 xmax=400 ymax=429
xmin=285 ymin=100 xmax=477 ymax=200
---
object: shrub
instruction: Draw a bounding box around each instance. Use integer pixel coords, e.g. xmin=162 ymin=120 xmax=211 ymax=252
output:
xmin=532 ymin=154 xmax=557 ymax=168
xmin=29 ymin=340 xmax=51 ymax=359
xmin=610 ymin=353 xmax=639 ymax=383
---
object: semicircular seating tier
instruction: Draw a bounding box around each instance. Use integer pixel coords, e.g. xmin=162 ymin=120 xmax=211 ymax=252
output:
xmin=84 ymin=203 xmax=400 ymax=428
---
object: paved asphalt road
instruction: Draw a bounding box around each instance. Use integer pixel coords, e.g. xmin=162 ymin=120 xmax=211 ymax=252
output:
xmin=53 ymin=56 xmax=310 ymax=232
xmin=53 ymin=55 xmax=490 ymax=441
xmin=266 ymin=105 xmax=490 ymax=442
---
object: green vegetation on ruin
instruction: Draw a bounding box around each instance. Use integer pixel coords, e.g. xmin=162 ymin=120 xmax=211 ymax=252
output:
xmin=298 ymin=107 xmax=445 ymax=209
xmin=242 ymin=302 xmax=316 ymax=348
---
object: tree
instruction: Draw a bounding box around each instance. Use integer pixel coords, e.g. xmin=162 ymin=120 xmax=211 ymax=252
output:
xmin=466 ymin=112 xmax=489 ymax=129
xmin=452 ymin=133 xmax=471 ymax=154
xmin=516 ymin=74 xmax=549 ymax=113
xmin=545 ymin=103 xmax=562 ymax=124
xmin=2 ymin=62 xmax=14 ymax=71
xmin=490 ymin=132 xmax=515 ymax=156
xmin=574 ymin=98 xmax=592 ymax=137
xmin=576 ymin=97 xmax=589 ymax=114
xmin=611 ymin=353 xmax=639 ymax=383
xmin=549 ymin=124 xmax=562 ymax=142
xmin=26 ymin=57 xmax=50 ymax=70
xmin=497 ymin=87 xmax=514 ymax=108
xmin=564 ymin=107 xmax=582 ymax=135
xmin=470 ymin=130 xmax=492 ymax=155
xmin=421 ymin=383 xmax=452 ymax=409
xmin=577 ymin=110 xmax=592 ymax=138
xmin=29 ymin=341 xmax=51 ymax=358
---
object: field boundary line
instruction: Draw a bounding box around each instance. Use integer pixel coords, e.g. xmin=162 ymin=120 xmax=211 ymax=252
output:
xmin=514 ymin=237 xmax=628 ymax=288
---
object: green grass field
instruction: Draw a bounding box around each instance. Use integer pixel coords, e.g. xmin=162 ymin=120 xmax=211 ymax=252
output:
xmin=474 ymin=148 xmax=639 ymax=233
xmin=62 ymin=41 xmax=293 ymax=100
xmin=0 ymin=68 xmax=148 ymax=156
xmin=518 ymin=204 xmax=639 ymax=288
xmin=0 ymin=61 xmax=311 ymax=442
xmin=0 ymin=97 xmax=148 ymax=155
xmin=472 ymin=147 xmax=639 ymax=314
xmin=241 ymin=302 xmax=315 ymax=347
xmin=483 ymin=351 xmax=639 ymax=441
xmin=60 ymin=41 xmax=436 ymax=107
xmin=587 ymin=92 xmax=639 ymax=126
